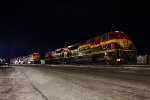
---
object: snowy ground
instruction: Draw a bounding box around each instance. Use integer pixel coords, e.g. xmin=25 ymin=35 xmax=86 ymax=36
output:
xmin=0 ymin=67 xmax=46 ymax=100
xmin=1 ymin=65 xmax=150 ymax=100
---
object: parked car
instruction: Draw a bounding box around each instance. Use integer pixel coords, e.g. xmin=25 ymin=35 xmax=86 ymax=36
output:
xmin=0 ymin=58 xmax=9 ymax=66
xmin=3 ymin=62 xmax=9 ymax=66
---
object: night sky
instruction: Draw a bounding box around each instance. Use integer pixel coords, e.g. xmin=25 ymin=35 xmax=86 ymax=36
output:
xmin=0 ymin=1 xmax=149 ymax=61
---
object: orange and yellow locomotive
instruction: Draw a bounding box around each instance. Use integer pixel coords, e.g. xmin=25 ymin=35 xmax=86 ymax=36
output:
xmin=45 ymin=30 xmax=137 ymax=64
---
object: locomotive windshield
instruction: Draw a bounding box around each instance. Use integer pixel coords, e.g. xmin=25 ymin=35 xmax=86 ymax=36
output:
xmin=68 ymin=45 xmax=79 ymax=50
xmin=110 ymin=32 xmax=125 ymax=39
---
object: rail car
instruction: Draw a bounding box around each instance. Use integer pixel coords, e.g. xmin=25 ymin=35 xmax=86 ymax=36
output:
xmin=45 ymin=30 xmax=137 ymax=64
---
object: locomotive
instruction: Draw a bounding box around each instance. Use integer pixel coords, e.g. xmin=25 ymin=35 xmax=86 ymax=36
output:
xmin=45 ymin=30 xmax=137 ymax=64
xmin=10 ymin=53 xmax=41 ymax=64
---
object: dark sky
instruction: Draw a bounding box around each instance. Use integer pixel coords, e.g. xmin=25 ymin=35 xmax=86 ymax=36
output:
xmin=0 ymin=1 xmax=149 ymax=61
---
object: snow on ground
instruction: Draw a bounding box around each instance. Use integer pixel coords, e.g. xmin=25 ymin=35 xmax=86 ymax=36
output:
xmin=1 ymin=65 xmax=150 ymax=100
xmin=0 ymin=67 xmax=46 ymax=100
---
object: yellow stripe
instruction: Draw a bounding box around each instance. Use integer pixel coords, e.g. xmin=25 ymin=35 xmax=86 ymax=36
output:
xmin=100 ymin=39 xmax=131 ymax=44
xmin=79 ymin=50 xmax=91 ymax=52
xmin=70 ymin=49 xmax=78 ymax=52
xmin=84 ymin=54 xmax=92 ymax=56
xmin=93 ymin=44 xmax=100 ymax=48
xmin=79 ymin=44 xmax=90 ymax=48
xmin=92 ymin=49 xmax=135 ymax=55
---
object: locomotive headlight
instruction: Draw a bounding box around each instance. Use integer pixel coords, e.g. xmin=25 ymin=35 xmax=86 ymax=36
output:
xmin=116 ymin=58 xmax=121 ymax=61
